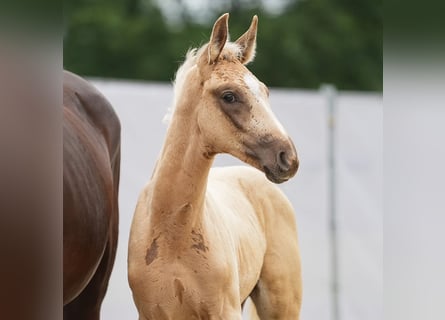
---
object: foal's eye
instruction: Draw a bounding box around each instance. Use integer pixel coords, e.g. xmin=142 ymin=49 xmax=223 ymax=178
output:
xmin=222 ymin=92 xmax=236 ymax=104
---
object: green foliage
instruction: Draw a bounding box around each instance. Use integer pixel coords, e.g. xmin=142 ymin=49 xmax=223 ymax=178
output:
xmin=64 ymin=0 xmax=381 ymax=91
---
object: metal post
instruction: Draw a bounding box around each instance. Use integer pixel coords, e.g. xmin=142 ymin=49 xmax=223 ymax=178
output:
xmin=321 ymin=84 xmax=340 ymax=320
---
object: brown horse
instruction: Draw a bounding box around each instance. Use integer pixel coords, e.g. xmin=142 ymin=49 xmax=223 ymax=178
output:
xmin=63 ymin=71 xmax=121 ymax=320
xmin=129 ymin=14 xmax=302 ymax=319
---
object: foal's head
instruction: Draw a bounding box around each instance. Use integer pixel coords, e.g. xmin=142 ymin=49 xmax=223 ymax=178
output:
xmin=173 ymin=13 xmax=298 ymax=183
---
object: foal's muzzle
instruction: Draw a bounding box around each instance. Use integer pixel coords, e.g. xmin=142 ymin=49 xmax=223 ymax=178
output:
xmin=248 ymin=136 xmax=299 ymax=184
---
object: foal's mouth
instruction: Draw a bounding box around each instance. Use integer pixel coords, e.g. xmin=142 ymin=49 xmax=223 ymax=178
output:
xmin=263 ymin=166 xmax=290 ymax=184
xmin=263 ymin=161 xmax=298 ymax=184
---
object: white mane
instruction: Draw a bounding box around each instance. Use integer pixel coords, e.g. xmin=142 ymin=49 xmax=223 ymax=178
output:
xmin=163 ymin=41 xmax=242 ymax=124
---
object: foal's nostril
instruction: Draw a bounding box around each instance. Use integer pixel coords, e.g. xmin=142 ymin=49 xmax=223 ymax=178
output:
xmin=277 ymin=151 xmax=290 ymax=171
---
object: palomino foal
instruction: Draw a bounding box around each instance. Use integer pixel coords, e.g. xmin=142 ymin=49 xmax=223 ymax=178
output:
xmin=128 ymin=13 xmax=302 ymax=319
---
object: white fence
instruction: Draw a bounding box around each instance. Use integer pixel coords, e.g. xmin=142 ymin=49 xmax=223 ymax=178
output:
xmin=91 ymin=79 xmax=382 ymax=320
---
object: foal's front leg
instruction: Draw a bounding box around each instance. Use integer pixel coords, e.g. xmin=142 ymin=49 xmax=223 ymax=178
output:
xmin=250 ymin=216 xmax=302 ymax=319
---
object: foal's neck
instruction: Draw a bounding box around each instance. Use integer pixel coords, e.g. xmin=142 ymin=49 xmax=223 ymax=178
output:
xmin=149 ymin=102 xmax=214 ymax=234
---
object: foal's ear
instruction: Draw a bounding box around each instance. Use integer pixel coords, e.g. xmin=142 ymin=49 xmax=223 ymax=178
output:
xmin=208 ymin=13 xmax=229 ymax=64
xmin=235 ymin=15 xmax=258 ymax=64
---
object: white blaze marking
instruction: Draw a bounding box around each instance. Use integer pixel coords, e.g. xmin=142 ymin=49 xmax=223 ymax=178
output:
xmin=244 ymin=73 xmax=261 ymax=98
xmin=243 ymin=73 xmax=287 ymax=135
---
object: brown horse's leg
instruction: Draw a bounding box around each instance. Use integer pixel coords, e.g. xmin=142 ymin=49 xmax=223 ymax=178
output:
xmin=64 ymin=214 xmax=118 ymax=320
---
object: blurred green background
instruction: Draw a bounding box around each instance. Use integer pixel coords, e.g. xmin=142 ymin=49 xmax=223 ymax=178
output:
xmin=64 ymin=0 xmax=381 ymax=91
